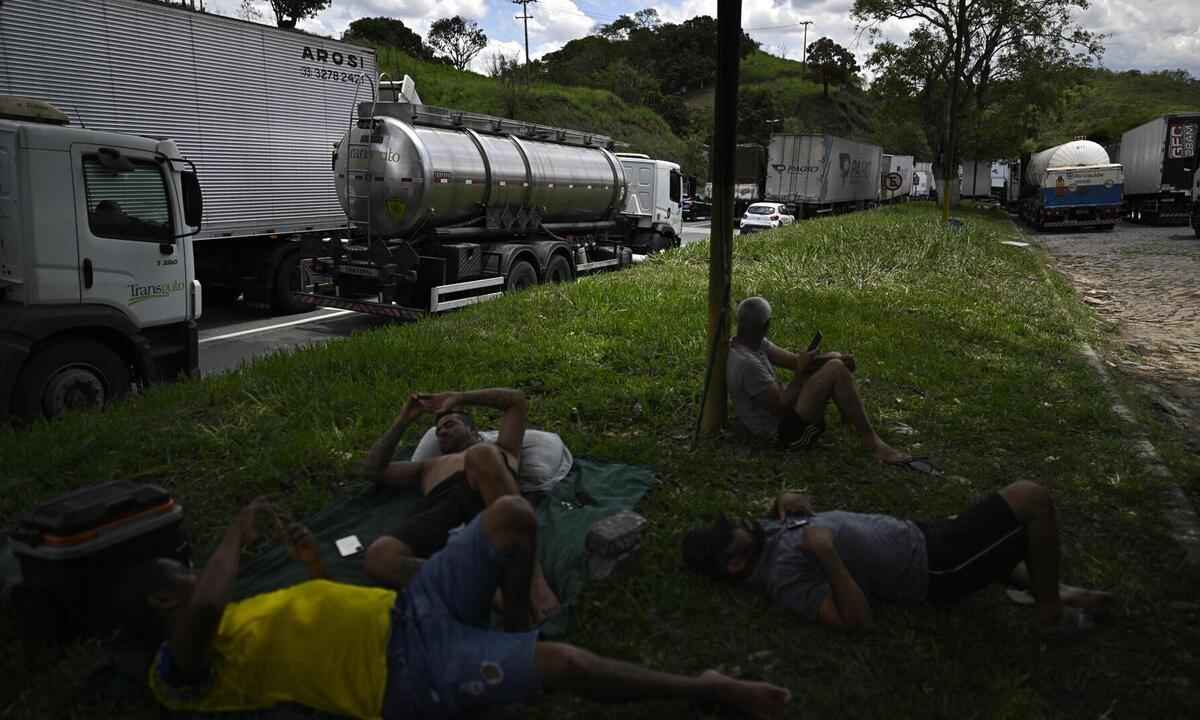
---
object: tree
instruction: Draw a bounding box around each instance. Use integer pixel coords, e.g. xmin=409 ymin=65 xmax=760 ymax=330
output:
xmin=736 ymin=86 xmax=786 ymax=145
xmin=268 ymin=0 xmax=329 ymax=29
xmin=343 ymin=17 xmax=432 ymax=60
xmin=237 ymin=0 xmax=262 ymax=22
xmin=633 ymin=8 xmax=661 ymax=30
xmin=805 ymin=37 xmax=860 ymax=98
xmin=597 ymin=15 xmax=637 ymax=40
xmin=427 ymin=16 xmax=488 ymax=72
xmin=853 ymin=0 xmax=1102 ymax=209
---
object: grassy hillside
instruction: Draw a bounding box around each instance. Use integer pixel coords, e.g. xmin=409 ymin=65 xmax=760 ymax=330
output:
xmin=685 ymin=50 xmax=876 ymax=140
xmin=1037 ymin=68 xmax=1200 ymax=147
xmin=371 ymin=47 xmax=688 ymax=163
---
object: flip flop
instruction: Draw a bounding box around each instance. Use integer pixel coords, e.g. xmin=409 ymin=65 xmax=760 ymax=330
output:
xmin=885 ymin=456 xmax=944 ymax=477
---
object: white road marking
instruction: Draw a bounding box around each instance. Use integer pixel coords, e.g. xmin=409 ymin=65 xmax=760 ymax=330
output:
xmin=199 ymin=309 xmax=356 ymax=344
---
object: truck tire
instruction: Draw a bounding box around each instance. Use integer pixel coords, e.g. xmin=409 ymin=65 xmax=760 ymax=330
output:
xmin=505 ymin=260 xmax=537 ymax=292
xmin=12 ymin=339 xmax=130 ymax=421
xmin=271 ymin=249 xmax=316 ymax=315
xmin=544 ymin=254 xmax=574 ymax=284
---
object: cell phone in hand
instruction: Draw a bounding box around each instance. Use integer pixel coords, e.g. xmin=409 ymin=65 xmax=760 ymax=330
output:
xmin=807 ymin=331 xmax=823 ymax=353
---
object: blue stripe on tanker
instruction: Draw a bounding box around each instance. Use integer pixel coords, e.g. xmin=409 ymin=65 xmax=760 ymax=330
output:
xmin=1040 ymin=183 xmax=1123 ymax=208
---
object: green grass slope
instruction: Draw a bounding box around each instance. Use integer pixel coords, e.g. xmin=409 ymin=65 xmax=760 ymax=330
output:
xmin=372 ymin=47 xmax=688 ymax=162
xmin=1038 ymin=68 xmax=1200 ymax=147
xmin=686 ymin=50 xmax=878 ymax=141
xmin=2 ymin=205 xmax=1197 ymax=718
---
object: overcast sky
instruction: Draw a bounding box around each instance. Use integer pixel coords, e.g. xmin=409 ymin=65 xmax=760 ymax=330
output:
xmin=209 ymin=0 xmax=1200 ymax=79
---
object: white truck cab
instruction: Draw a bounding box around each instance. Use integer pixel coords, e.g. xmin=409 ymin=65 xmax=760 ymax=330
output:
xmin=0 ymin=97 xmax=203 ymax=420
xmin=617 ymin=153 xmax=683 ymax=253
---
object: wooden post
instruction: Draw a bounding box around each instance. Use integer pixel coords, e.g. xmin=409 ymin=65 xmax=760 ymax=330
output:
xmin=699 ymin=0 xmax=742 ymax=436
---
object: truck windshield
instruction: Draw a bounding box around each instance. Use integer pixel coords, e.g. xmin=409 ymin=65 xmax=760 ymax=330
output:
xmin=83 ymin=156 xmax=172 ymax=242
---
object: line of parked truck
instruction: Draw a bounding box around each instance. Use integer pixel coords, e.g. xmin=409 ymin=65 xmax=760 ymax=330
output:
xmin=0 ymin=0 xmax=684 ymax=421
xmin=705 ymin=111 xmax=1199 ymax=237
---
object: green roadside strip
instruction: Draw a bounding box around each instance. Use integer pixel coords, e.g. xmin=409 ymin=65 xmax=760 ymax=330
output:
xmin=2 ymin=203 xmax=1197 ymax=719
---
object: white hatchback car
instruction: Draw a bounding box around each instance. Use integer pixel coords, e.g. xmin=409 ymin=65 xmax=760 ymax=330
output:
xmin=739 ymin=202 xmax=795 ymax=234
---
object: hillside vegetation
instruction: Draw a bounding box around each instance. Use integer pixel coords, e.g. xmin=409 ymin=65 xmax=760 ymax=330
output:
xmin=1036 ymin=68 xmax=1200 ymax=148
xmin=685 ymin=51 xmax=877 ymax=143
xmin=370 ymin=47 xmax=688 ymax=164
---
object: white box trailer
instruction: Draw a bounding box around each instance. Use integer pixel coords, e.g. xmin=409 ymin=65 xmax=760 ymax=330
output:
xmin=914 ymin=161 xmax=936 ymax=197
xmin=961 ymin=160 xmax=993 ymax=198
xmin=881 ymin=154 xmax=914 ymax=202
xmin=1118 ymin=113 xmax=1200 ymax=224
xmin=0 ymin=0 xmax=376 ymax=312
xmin=765 ymin=133 xmax=881 ymax=217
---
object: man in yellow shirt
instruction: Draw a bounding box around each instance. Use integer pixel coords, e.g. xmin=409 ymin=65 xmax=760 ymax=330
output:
xmin=130 ymin=495 xmax=791 ymax=719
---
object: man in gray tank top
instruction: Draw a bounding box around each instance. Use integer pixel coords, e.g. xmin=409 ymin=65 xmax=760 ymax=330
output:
xmin=682 ymin=481 xmax=1110 ymax=637
xmin=726 ymin=296 xmax=908 ymax=464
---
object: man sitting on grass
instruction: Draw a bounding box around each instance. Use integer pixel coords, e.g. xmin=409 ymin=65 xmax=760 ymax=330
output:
xmin=128 ymin=498 xmax=791 ymax=719
xmin=360 ymin=387 xmax=559 ymax=623
xmin=727 ymin=296 xmax=909 ymax=464
xmin=682 ymin=481 xmax=1111 ymax=636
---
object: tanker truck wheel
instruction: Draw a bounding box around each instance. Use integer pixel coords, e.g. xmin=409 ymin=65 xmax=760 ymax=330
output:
xmin=12 ymin=339 xmax=130 ymax=421
xmin=271 ymin=250 xmax=317 ymax=315
xmin=544 ymin=255 xmax=574 ymax=284
xmin=505 ymin=260 xmax=538 ymax=293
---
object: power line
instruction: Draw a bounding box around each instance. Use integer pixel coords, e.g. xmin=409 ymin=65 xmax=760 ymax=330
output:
xmin=744 ymin=21 xmax=810 ymax=31
xmin=513 ymin=0 xmax=538 ymax=64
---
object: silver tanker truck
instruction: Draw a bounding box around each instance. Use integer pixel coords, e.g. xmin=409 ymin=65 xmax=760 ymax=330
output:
xmin=294 ymin=89 xmax=683 ymax=318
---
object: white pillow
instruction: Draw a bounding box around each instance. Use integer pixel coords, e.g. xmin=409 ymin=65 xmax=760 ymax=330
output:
xmin=410 ymin=427 xmax=573 ymax=494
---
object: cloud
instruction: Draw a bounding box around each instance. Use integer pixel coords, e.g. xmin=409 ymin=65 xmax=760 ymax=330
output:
xmin=1076 ymin=1 xmax=1200 ymax=76
xmin=206 ymin=0 xmax=487 ymax=39
xmin=472 ymin=39 xmax=526 ymax=74
xmin=207 ymin=0 xmax=1200 ymax=79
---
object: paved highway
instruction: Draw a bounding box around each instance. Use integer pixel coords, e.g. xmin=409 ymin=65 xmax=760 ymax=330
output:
xmin=197 ymin=219 xmax=725 ymax=374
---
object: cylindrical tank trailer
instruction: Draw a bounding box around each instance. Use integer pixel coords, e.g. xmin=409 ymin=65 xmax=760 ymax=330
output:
xmin=1024 ymin=140 xmax=1112 ymax=185
xmin=334 ymin=109 xmax=629 ymax=239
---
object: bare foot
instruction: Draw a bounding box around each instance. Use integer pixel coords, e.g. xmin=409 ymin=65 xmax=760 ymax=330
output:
xmin=532 ymin=573 xmax=561 ymax=625
xmin=701 ymin=670 xmax=791 ymax=720
xmin=873 ymin=443 xmax=911 ymax=465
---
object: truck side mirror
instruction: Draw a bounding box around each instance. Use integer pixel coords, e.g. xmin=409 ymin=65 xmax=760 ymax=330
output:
xmin=182 ymin=171 xmax=203 ymax=228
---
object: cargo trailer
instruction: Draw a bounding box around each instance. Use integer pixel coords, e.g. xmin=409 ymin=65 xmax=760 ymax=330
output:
xmin=0 ymin=0 xmax=377 ymax=313
xmin=1117 ymin=113 xmax=1200 ymax=224
xmin=881 ymin=154 xmax=914 ymax=202
xmin=961 ymin=160 xmax=993 ymax=199
xmin=765 ymin=134 xmax=881 ymax=217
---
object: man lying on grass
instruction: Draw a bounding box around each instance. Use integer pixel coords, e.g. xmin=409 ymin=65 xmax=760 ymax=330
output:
xmin=682 ymin=481 xmax=1111 ymax=636
xmin=727 ymin=296 xmax=909 ymax=464
xmin=361 ymin=387 xmax=559 ymax=623
xmin=125 ymin=498 xmax=791 ymax=719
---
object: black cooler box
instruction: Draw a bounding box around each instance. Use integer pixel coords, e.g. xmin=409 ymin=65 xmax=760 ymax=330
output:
xmin=8 ymin=481 xmax=190 ymax=646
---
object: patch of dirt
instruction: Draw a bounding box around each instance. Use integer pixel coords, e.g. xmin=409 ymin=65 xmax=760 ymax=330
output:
xmin=1031 ymin=221 xmax=1200 ymax=450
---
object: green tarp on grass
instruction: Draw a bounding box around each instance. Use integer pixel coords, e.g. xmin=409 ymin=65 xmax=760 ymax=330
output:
xmin=233 ymin=459 xmax=656 ymax=640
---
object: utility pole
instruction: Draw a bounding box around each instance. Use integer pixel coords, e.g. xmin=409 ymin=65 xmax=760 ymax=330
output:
xmin=513 ymin=0 xmax=537 ymax=64
xmin=799 ymin=20 xmax=813 ymax=74
xmin=697 ymin=0 xmax=742 ymax=438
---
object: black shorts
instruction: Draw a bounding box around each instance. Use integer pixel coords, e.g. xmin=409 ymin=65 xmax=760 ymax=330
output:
xmin=777 ymin=412 xmax=825 ymax=450
xmin=391 ymin=472 xmax=486 ymax=558
xmin=916 ymin=493 xmax=1026 ymax=604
